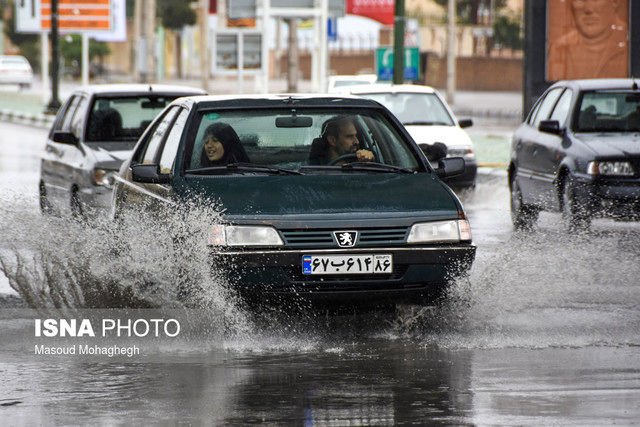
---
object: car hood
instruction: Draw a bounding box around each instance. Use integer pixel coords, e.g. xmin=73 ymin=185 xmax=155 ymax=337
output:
xmin=574 ymin=133 xmax=640 ymax=156
xmin=405 ymin=125 xmax=473 ymax=148
xmin=179 ymin=173 xmax=460 ymax=218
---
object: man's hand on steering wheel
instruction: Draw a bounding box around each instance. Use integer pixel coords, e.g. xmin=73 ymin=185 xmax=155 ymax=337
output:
xmin=356 ymin=149 xmax=374 ymax=162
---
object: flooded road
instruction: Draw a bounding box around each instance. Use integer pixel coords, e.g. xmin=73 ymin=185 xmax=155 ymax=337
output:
xmin=1 ymin=122 xmax=640 ymax=424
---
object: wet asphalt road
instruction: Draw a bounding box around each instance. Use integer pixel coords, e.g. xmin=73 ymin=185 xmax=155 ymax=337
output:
xmin=1 ymin=122 xmax=640 ymax=425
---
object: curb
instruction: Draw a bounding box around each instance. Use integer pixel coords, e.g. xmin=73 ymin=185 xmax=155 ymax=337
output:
xmin=0 ymin=109 xmax=54 ymax=129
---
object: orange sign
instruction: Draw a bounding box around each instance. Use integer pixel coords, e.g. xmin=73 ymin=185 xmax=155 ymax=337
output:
xmin=40 ymin=0 xmax=112 ymax=32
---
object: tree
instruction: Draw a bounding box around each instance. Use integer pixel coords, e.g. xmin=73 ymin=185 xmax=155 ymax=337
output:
xmin=157 ymin=0 xmax=196 ymax=78
xmin=492 ymin=14 xmax=523 ymax=50
xmin=60 ymin=35 xmax=111 ymax=75
xmin=433 ymin=0 xmax=506 ymax=25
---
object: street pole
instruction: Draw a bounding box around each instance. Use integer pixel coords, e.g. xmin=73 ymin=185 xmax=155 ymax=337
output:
xmin=46 ymin=0 xmax=61 ymax=113
xmin=200 ymin=0 xmax=210 ymax=92
xmin=81 ymin=33 xmax=89 ymax=86
xmin=392 ymin=0 xmax=405 ymax=85
xmin=287 ymin=18 xmax=299 ymax=92
xmin=447 ymin=0 xmax=456 ymax=104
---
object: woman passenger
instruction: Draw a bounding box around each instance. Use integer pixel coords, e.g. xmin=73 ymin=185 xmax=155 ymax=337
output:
xmin=200 ymin=122 xmax=250 ymax=167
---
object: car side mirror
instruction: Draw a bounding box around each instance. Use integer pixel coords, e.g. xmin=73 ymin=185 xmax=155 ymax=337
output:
xmin=131 ymin=163 xmax=170 ymax=184
xmin=52 ymin=130 xmax=78 ymax=145
xmin=539 ymin=119 xmax=563 ymax=135
xmin=436 ymin=157 xmax=465 ymax=178
xmin=458 ymin=118 xmax=473 ymax=128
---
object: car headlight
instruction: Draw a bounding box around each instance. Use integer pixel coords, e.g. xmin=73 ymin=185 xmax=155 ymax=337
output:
xmin=587 ymin=161 xmax=634 ymax=176
xmin=407 ymin=220 xmax=472 ymax=244
xmin=447 ymin=147 xmax=476 ymax=161
xmin=93 ymin=168 xmax=117 ymax=187
xmin=208 ymin=225 xmax=284 ymax=247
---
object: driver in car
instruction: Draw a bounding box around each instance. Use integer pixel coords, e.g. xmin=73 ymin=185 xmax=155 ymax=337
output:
xmin=309 ymin=115 xmax=375 ymax=165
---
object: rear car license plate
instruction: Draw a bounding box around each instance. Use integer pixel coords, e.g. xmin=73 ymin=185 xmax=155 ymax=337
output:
xmin=302 ymin=254 xmax=393 ymax=275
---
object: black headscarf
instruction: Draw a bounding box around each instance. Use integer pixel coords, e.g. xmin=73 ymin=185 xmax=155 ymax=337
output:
xmin=199 ymin=122 xmax=250 ymax=167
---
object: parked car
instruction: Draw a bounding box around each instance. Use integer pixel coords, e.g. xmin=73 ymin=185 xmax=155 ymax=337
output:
xmin=111 ymin=94 xmax=475 ymax=306
xmin=39 ymin=84 xmax=206 ymax=217
xmin=348 ymin=84 xmax=477 ymax=189
xmin=0 ymin=55 xmax=33 ymax=89
xmin=327 ymin=74 xmax=377 ymax=93
xmin=510 ymin=78 xmax=640 ymax=230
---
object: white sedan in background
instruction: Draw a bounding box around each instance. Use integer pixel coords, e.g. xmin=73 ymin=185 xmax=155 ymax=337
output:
xmin=0 ymin=55 xmax=33 ymax=89
xmin=349 ymin=83 xmax=477 ymax=189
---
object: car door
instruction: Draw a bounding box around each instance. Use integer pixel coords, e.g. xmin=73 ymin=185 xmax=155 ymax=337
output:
xmin=116 ymin=106 xmax=181 ymax=212
xmin=517 ymin=87 xmax=564 ymax=205
xmin=536 ymin=88 xmax=573 ymax=209
xmin=42 ymin=94 xmax=82 ymax=211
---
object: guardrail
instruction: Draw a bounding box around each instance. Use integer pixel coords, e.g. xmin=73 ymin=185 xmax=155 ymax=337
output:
xmin=0 ymin=109 xmax=54 ymax=129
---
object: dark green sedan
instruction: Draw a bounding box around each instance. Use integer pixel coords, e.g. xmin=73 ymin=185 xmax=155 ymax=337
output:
xmin=111 ymin=94 xmax=475 ymax=305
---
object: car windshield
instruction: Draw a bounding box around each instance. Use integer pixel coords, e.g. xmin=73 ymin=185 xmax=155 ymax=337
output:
xmin=359 ymin=92 xmax=454 ymax=126
xmin=575 ymin=91 xmax=640 ymax=132
xmin=185 ymin=108 xmax=422 ymax=174
xmin=85 ymin=95 xmax=182 ymax=142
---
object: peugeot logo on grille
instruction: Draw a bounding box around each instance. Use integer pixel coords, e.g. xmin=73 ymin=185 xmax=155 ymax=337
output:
xmin=334 ymin=231 xmax=357 ymax=248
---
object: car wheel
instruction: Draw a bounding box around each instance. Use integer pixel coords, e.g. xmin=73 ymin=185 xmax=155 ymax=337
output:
xmin=70 ymin=189 xmax=84 ymax=219
xmin=510 ymin=177 xmax=538 ymax=230
xmin=561 ymin=177 xmax=590 ymax=231
xmin=39 ymin=182 xmax=53 ymax=215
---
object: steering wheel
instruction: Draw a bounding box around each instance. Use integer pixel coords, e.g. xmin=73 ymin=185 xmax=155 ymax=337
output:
xmin=328 ymin=153 xmax=358 ymax=166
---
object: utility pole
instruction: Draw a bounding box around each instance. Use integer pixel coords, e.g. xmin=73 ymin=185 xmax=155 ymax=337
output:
xmin=392 ymin=0 xmax=405 ymax=85
xmin=287 ymin=18 xmax=299 ymax=92
xmin=46 ymin=0 xmax=61 ymax=113
xmin=447 ymin=0 xmax=456 ymax=104
xmin=146 ymin=0 xmax=156 ymax=82
xmin=200 ymin=0 xmax=210 ymax=92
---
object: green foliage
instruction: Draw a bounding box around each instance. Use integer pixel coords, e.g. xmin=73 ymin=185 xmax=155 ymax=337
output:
xmin=60 ymin=35 xmax=111 ymax=70
xmin=433 ymin=0 xmax=506 ymax=25
xmin=157 ymin=0 xmax=196 ymax=30
xmin=492 ymin=14 xmax=523 ymax=50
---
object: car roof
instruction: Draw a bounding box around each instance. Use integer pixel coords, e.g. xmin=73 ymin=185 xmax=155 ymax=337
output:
xmin=551 ymin=78 xmax=640 ymax=91
xmin=73 ymin=83 xmax=207 ymax=95
xmin=179 ymin=93 xmax=384 ymax=108
xmin=347 ymin=83 xmax=438 ymax=95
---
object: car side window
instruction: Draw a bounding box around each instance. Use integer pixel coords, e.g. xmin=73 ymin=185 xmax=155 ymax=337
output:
xmin=526 ymin=99 xmax=543 ymax=125
xmin=532 ymin=88 xmax=564 ymax=128
xmin=141 ymin=107 xmax=180 ymax=164
xmin=60 ymin=96 xmax=81 ymax=131
xmin=50 ymin=96 xmax=75 ymax=134
xmin=158 ymin=108 xmax=189 ymax=174
xmin=549 ymin=89 xmax=573 ymax=127
xmin=70 ymin=96 xmax=89 ymax=140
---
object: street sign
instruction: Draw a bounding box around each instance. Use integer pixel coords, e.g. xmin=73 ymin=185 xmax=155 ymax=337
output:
xmin=327 ymin=18 xmax=337 ymax=42
xmin=41 ymin=0 xmax=112 ymax=31
xmin=376 ymin=47 xmax=420 ymax=81
xmin=16 ymin=0 xmax=113 ymax=33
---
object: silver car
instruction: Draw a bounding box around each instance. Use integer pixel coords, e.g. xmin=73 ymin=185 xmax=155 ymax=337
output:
xmin=39 ymin=84 xmax=206 ymax=217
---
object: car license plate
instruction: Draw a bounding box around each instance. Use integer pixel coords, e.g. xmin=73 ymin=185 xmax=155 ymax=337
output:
xmin=302 ymin=254 xmax=393 ymax=275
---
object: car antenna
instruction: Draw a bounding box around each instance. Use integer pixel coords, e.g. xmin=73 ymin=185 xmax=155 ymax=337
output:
xmin=633 ymin=80 xmax=638 ymax=91
xmin=149 ymin=84 xmax=153 ymax=92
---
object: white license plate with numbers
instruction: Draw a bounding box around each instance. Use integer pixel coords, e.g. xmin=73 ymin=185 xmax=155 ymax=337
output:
xmin=302 ymin=254 xmax=393 ymax=275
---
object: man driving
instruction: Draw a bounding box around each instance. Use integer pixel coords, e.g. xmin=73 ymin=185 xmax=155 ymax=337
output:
xmin=309 ymin=115 xmax=375 ymax=165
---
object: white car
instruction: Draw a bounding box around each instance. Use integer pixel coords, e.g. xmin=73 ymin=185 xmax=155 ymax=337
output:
xmin=349 ymin=83 xmax=477 ymax=189
xmin=0 ymin=55 xmax=34 ymax=89
xmin=327 ymin=74 xmax=378 ymax=93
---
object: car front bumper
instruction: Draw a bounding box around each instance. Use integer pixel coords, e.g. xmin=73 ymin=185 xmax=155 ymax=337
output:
xmin=210 ymin=245 xmax=476 ymax=305
xmin=573 ymin=175 xmax=640 ymax=219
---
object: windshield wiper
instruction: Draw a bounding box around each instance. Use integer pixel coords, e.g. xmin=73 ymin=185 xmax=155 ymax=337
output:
xmin=402 ymin=121 xmax=450 ymax=126
xmin=185 ymin=162 xmax=303 ymax=175
xmin=301 ymin=162 xmax=413 ymax=174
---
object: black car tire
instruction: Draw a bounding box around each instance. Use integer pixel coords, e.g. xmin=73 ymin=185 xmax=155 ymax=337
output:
xmin=510 ymin=176 xmax=538 ymax=230
xmin=39 ymin=182 xmax=53 ymax=215
xmin=561 ymin=176 xmax=591 ymax=231
xmin=70 ymin=189 xmax=84 ymax=219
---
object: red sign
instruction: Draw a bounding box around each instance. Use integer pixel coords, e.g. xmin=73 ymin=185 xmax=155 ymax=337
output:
xmin=41 ymin=0 xmax=112 ymax=32
xmin=347 ymin=0 xmax=394 ymax=26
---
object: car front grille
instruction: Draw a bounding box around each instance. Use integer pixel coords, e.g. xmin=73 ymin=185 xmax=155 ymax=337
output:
xmin=279 ymin=227 xmax=408 ymax=248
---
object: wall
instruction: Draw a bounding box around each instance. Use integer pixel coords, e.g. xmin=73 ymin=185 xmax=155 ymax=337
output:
xmin=424 ymin=54 xmax=522 ymax=91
